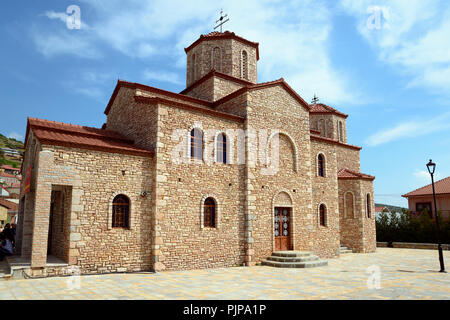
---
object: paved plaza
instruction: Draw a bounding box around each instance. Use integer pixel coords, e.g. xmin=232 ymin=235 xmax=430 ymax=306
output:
xmin=0 ymin=248 xmax=448 ymax=300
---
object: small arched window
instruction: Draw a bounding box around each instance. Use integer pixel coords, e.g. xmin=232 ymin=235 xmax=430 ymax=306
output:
xmin=366 ymin=194 xmax=371 ymax=218
xmin=212 ymin=47 xmax=221 ymax=71
xmin=319 ymin=204 xmax=327 ymax=227
xmin=319 ymin=119 xmax=326 ymax=137
xmin=241 ymin=50 xmax=248 ymax=80
xmin=339 ymin=121 xmax=344 ymax=142
xmin=112 ymin=195 xmax=130 ymax=228
xmin=190 ymin=53 xmax=196 ymax=84
xmin=318 ymin=154 xmax=325 ymax=177
xmin=203 ymin=197 xmax=216 ymax=228
xmin=216 ymin=133 xmax=227 ymax=164
xmin=345 ymin=192 xmax=354 ymax=218
xmin=190 ymin=128 xmax=203 ymax=160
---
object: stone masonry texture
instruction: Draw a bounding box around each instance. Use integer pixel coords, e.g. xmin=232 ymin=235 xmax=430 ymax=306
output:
xmin=18 ymin=31 xmax=376 ymax=277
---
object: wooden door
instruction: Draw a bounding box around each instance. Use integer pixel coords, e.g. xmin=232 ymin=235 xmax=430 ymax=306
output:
xmin=274 ymin=207 xmax=291 ymax=251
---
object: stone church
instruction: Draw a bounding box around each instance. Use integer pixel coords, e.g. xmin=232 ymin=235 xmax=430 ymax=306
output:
xmin=16 ymin=31 xmax=376 ymax=277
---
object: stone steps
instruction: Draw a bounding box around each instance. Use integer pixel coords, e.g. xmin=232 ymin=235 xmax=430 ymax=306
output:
xmin=267 ymin=255 xmax=319 ymax=263
xmin=340 ymin=246 xmax=353 ymax=254
xmin=262 ymin=251 xmax=328 ymax=268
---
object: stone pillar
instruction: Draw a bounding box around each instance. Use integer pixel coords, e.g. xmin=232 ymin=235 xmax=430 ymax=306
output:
xmin=14 ymin=198 xmax=25 ymax=254
xmin=244 ymin=126 xmax=257 ymax=266
xmin=30 ymin=150 xmax=53 ymax=269
xmin=30 ymin=183 xmax=51 ymax=268
xmin=21 ymin=192 xmax=36 ymax=258
xmin=152 ymin=106 xmax=166 ymax=272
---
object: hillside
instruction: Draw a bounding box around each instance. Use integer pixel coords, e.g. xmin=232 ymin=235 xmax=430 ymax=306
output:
xmin=375 ymin=203 xmax=408 ymax=213
xmin=0 ymin=133 xmax=24 ymax=168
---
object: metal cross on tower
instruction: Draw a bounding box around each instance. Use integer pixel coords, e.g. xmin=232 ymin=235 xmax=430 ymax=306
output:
xmin=311 ymin=94 xmax=319 ymax=104
xmin=214 ymin=9 xmax=229 ymax=32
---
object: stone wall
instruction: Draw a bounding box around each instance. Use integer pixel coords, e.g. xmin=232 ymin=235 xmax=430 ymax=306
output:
xmin=245 ymin=85 xmax=315 ymax=262
xmin=310 ymin=140 xmax=340 ymax=258
xmin=361 ymin=179 xmax=376 ymax=253
xmin=186 ymin=38 xmax=257 ymax=86
xmin=154 ymin=102 xmax=246 ymax=271
xmin=336 ymin=145 xmax=360 ymax=172
xmin=183 ymin=75 xmax=245 ymax=102
xmin=26 ymin=143 xmax=153 ymax=274
xmin=338 ymin=179 xmax=364 ymax=251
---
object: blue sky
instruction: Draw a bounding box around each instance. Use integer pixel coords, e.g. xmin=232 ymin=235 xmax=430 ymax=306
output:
xmin=1 ymin=0 xmax=450 ymax=207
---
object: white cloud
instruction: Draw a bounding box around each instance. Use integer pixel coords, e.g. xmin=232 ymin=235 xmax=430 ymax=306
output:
xmin=8 ymin=132 xmax=24 ymax=142
xmin=142 ymin=70 xmax=183 ymax=85
xmin=365 ymin=112 xmax=450 ymax=146
xmin=340 ymin=0 xmax=450 ymax=96
xmin=32 ymin=0 xmax=360 ymax=104
xmin=32 ymin=30 xmax=101 ymax=59
xmin=413 ymin=169 xmax=443 ymax=185
xmin=43 ymin=10 xmax=90 ymax=29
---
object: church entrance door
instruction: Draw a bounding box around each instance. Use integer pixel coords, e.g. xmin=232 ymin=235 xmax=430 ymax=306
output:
xmin=274 ymin=207 xmax=291 ymax=251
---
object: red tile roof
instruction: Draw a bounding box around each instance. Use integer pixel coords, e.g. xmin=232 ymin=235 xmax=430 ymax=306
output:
xmin=402 ymin=176 xmax=450 ymax=197
xmin=338 ymin=168 xmax=375 ymax=181
xmin=1 ymin=165 xmax=20 ymax=171
xmin=375 ymin=206 xmax=389 ymax=213
xmin=26 ymin=118 xmax=153 ymax=157
xmin=0 ymin=198 xmax=18 ymax=211
xmin=180 ymin=69 xmax=253 ymax=95
xmin=310 ymin=134 xmax=362 ymax=151
xmin=310 ymin=103 xmax=348 ymax=118
xmin=0 ymin=172 xmax=17 ymax=178
xmin=104 ymin=80 xmax=212 ymax=115
xmin=185 ymin=31 xmax=260 ymax=60
xmin=134 ymin=96 xmax=245 ymax=123
xmin=212 ymin=78 xmax=311 ymax=111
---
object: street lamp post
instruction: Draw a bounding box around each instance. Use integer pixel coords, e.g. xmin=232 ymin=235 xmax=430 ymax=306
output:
xmin=426 ymin=159 xmax=446 ymax=273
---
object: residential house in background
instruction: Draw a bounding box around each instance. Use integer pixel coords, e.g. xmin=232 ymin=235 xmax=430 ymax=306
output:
xmin=0 ymin=185 xmax=10 ymax=198
xmin=402 ymin=176 xmax=450 ymax=220
xmin=1 ymin=165 xmax=21 ymax=176
xmin=0 ymin=198 xmax=18 ymax=226
xmin=375 ymin=206 xmax=390 ymax=219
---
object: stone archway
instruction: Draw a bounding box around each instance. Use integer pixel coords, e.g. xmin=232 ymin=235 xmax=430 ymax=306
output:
xmin=272 ymin=190 xmax=295 ymax=251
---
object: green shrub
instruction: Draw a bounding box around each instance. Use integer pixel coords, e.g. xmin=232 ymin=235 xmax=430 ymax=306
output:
xmin=376 ymin=209 xmax=449 ymax=244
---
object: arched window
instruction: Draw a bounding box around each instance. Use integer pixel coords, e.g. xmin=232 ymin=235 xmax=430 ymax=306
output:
xmin=319 ymin=119 xmax=326 ymax=137
xmin=112 ymin=194 xmax=130 ymax=228
xmin=345 ymin=192 xmax=354 ymax=218
xmin=318 ymin=154 xmax=325 ymax=177
xmin=241 ymin=50 xmax=248 ymax=80
xmin=216 ymin=133 xmax=227 ymax=164
xmin=203 ymin=197 xmax=216 ymax=228
xmin=212 ymin=47 xmax=221 ymax=71
xmin=366 ymin=194 xmax=371 ymax=218
xmin=190 ymin=128 xmax=203 ymax=160
xmin=319 ymin=204 xmax=327 ymax=227
xmin=190 ymin=53 xmax=196 ymax=84
xmin=339 ymin=121 xmax=344 ymax=142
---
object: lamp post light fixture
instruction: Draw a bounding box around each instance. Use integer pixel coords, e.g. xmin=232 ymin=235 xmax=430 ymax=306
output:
xmin=426 ymin=159 xmax=446 ymax=273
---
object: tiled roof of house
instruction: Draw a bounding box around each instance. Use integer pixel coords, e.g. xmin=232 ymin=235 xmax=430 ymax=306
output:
xmin=0 ymin=172 xmax=17 ymax=178
xmin=26 ymin=118 xmax=153 ymax=157
xmin=0 ymin=198 xmax=18 ymax=211
xmin=1 ymin=165 xmax=20 ymax=171
xmin=310 ymin=103 xmax=348 ymax=118
xmin=338 ymin=168 xmax=375 ymax=181
xmin=402 ymin=176 xmax=450 ymax=197
xmin=185 ymin=31 xmax=260 ymax=60
xmin=375 ymin=206 xmax=389 ymax=213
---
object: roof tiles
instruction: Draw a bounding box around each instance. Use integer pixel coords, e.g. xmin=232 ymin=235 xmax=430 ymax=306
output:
xmin=402 ymin=176 xmax=450 ymax=197
xmin=27 ymin=118 xmax=153 ymax=157
xmin=338 ymin=168 xmax=375 ymax=181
